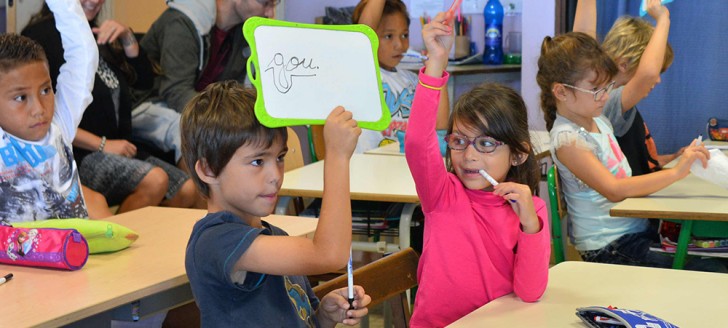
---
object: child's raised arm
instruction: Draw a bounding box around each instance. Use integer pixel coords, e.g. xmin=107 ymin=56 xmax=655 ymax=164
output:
xmin=573 ymin=0 xmax=597 ymax=39
xmin=422 ymin=12 xmax=454 ymax=78
xmin=620 ymin=0 xmax=670 ymax=111
xmin=234 ymin=107 xmax=360 ymax=276
xmin=356 ymin=0 xmax=386 ymax=29
xmin=556 ymin=139 xmax=708 ymax=202
xmin=49 ymin=0 xmax=98 ymax=141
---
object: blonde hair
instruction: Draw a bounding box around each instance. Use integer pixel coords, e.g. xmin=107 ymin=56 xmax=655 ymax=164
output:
xmin=602 ymin=17 xmax=674 ymax=74
xmin=536 ymin=32 xmax=617 ymax=131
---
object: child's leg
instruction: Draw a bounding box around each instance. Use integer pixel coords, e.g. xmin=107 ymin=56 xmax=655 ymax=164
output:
xmin=81 ymin=185 xmax=114 ymax=219
xmin=144 ymin=157 xmax=204 ymax=209
xmin=118 ymin=167 xmax=168 ymax=213
xmin=579 ymin=231 xmax=673 ymax=268
xmin=79 ymin=153 xmax=168 ymax=213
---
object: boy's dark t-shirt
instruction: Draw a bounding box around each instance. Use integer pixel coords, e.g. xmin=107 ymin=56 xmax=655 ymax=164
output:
xmin=185 ymin=211 xmax=320 ymax=327
xmin=616 ymin=110 xmax=659 ymax=176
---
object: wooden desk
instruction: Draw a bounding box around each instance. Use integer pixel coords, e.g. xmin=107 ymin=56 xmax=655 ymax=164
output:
xmin=279 ymin=154 xmax=418 ymax=253
xmin=0 ymin=207 xmax=318 ymax=327
xmin=610 ymin=173 xmax=728 ymax=269
xmin=449 ymin=261 xmax=728 ymax=327
xmin=364 ymin=142 xmax=402 ymax=156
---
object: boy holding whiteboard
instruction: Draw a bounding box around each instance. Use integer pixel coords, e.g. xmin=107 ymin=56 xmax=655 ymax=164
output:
xmin=182 ymin=82 xmax=371 ymax=327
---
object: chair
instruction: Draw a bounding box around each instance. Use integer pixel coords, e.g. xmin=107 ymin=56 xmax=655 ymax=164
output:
xmin=308 ymin=125 xmax=326 ymax=162
xmin=547 ymin=165 xmax=566 ymax=264
xmin=275 ymin=127 xmax=306 ymax=215
xmin=313 ymin=248 xmax=419 ymax=328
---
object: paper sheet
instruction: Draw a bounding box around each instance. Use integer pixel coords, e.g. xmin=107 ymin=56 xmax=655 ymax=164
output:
xmin=691 ymin=149 xmax=728 ymax=189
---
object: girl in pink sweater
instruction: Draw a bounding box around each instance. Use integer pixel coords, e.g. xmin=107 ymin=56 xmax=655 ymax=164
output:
xmin=405 ymin=11 xmax=550 ymax=327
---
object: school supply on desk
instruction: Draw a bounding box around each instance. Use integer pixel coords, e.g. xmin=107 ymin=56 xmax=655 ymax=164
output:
xmin=0 ymin=273 xmax=12 ymax=285
xmin=12 ymin=219 xmax=139 ymax=254
xmin=690 ymin=148 xmax=728 ymax=190
xmin=707 ymin=117 xmax=728 ymax=141
xmin=640 ymin=0 xmax=674 ymax=17
xmin=576 ymin=306 xmax=677 ymax=328
xmin=242 ymin=17 xmax=390 ymax=131
xmin=0 ymin=225 xmax=88 ymax=270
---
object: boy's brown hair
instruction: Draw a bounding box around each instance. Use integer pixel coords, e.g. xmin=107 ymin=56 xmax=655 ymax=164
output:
xmin=352 ymin=0 xmax=411 ymax=26
xmin=602 ymin=16 xmax=674 ymax=74
xmin=180 ymin=81 xmax=287 ymax=197
xmin=0 ymin=34 xmax=47 ymax=74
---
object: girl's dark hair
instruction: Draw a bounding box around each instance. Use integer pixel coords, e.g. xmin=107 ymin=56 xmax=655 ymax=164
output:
xmin=536 ymin=32 xmax=617 ymax=131
xmin=446 ymin=83 xmax=540 ymax=193
xmin=352 ymin=0 xmax=411 ymax=26
xmin=181 ymin=81 xmax=287 ymax=197
xmin=28 ymin=4 xmax=136 ymax=83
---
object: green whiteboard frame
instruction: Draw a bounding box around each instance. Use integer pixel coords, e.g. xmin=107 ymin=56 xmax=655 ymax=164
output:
xmin=243 ymin=17 xmax=390 ymax=131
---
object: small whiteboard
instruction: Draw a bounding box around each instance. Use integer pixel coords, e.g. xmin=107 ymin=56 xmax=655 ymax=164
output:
xmin=243 ymin=17 xmax=390 ymax=130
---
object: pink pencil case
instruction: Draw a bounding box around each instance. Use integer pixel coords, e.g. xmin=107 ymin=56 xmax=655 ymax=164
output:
xmin=0 ymin=225 xmax=89 ymax=270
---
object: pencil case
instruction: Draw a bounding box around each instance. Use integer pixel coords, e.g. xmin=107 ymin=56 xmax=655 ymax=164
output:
xmin=0 ymin=225 xmax=89 ymax=270
xmin=707 ymin=117 xmax=728 ymax=141
xmin=576 ymin=306 xmax=678 ymax=328
xmin=12 ymin=218 xmax=139 ymax=254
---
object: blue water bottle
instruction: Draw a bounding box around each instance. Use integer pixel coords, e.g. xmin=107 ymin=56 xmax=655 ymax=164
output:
xmin=482 ymin=0 xmax=504 ymax=65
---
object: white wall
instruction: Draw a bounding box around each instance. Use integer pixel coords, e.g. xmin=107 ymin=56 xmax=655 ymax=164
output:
xmin=522 ymin=0 xmax=554 ymax=131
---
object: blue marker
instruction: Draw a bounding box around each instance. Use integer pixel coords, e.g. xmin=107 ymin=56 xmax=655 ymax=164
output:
xmin=347 ymin=247 xmax=355 ymax=310
xmin=479 ymin=169 xmax=516 ymax=203
xmin=402 ymin=52 xmax=429 ymax=61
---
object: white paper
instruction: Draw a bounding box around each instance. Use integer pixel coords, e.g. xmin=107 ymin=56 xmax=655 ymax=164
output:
xmin=691 ymin=149 xmax=728 ymax=189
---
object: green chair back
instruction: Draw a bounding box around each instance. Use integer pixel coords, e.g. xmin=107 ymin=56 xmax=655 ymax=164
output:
xmin=547 ymin=165 xmax=566 ymax=264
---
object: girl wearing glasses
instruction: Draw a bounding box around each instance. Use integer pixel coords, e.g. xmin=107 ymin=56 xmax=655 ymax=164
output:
xmin=537 ymin=32 xmax=713 ymax=269
xmin=405 ymin=12 xmax=549 ymax=328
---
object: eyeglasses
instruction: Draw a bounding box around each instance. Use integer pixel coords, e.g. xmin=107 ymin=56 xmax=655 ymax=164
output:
xmin=561 ymin=81 xmax=616 ymax=101
xmin=444 ymin=134 xmax=504 ymax=153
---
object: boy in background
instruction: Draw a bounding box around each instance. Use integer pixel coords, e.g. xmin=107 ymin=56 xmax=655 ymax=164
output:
xmin=574 ymin=0 xmax=682 ymax=176
xmin=182 ymin=81 xmax=370 ymax=327
xmin=352 ymin=0 xmax=449 ymax=153
xmin=0 ymin=0 xmax=97 ymax=224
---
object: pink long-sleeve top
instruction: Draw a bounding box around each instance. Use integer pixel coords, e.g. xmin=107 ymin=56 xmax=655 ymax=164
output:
xmin=405 ymin=69 xmax=550 ymax=327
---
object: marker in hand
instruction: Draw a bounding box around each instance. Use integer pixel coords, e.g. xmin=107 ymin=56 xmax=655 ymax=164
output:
xmin=479 ymin=169 xmax=516 ymax=203
xmin=444 ymin=0 xmax=464 ymax=24
xmin=0 ymin=273 xmax=13 ymax=286
xmin=347 ymin=247 xmax=355 ymax=311
xmin=697 ymin=134 xmax=703 ymax=146
xmin=402 ymin=52 xmax=429 ymax=61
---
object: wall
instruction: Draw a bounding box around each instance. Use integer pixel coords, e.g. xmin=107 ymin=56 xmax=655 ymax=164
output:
xmin=109 ymin=0 xmax=166 ymax=32
xmin=522 ymin=0 xmax=554 ymax=131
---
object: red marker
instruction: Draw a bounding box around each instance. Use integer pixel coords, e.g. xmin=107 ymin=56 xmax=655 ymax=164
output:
xmin=444 ymin=0 xmax=463 ymax=25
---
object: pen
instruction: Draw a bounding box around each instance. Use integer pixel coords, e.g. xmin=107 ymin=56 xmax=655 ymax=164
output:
xmin=347 ymin=247 xmax=355 ymax=310
xmin=479 ymin=169 xmax=516 ymax=203
xmin=697 ymin=134 xmax=703 ymax=146
xmin=0 ymin=273 xmax=13 ymax=285
xmin=402 ymin=53 xmax=428 ymax=61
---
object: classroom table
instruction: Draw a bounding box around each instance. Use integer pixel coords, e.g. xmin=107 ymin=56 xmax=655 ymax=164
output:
xmin=364 ymin=130 xmax=551 ymax=160
xmin=448 ymin=261 xmax=728 ymax=327
xmin=279 ymin=154 xmax=418 ymax=253
xmin=0 ymin=207 xmax=318 ymax=328
xmin=610 ymin=172 xmax=728 ymax=269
